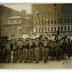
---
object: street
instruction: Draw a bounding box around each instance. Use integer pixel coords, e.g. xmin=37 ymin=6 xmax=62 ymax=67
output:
xmin=0 ymin=60 xmax=72 ymax=69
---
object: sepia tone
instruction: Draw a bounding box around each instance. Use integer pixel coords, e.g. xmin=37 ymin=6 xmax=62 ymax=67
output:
xmin=0 ymin=3 xmax=72 ymax=68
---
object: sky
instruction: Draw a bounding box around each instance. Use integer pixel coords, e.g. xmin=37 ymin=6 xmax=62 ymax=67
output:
xmin=4 ymin=3 xmax=32 ymax=14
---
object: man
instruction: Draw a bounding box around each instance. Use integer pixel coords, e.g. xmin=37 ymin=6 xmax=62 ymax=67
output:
xmin=29 ymin=40 xmax=35 ymax=63
xmin=23 ymin=40 xmax=29 ymax=63
xmin=2 ymin=40 xmax=8 ymax=63
xmin=6 ymin=41 xmax=11 ymax=62
xmin=10 ymin=39 xmax=18 ymax=63
xmin=17 ymin=39 xmax=23 ymax=63
xmin=34 ymin=39 xmax=40 ymax=63
xmin=22 ymin=45 xmax=26 ymax=63
xmin=67 ymin=39 xmax=71 ymax=59
xmin=61 ymin=38 xmax=68 ymax=59
xmin=70 ymin=39 xmax=72 ymax=56
xmin=42 ymin=39 xmax=49 ymax=63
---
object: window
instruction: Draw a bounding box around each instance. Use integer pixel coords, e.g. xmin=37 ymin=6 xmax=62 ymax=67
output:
xmin=64 ymin=19 xmax=66 ymax=24
xmin=45 ymin=19 xmax=50 ymax=25
xmin=40 ymin=28 xmax=41 ymax=32
xmin=8 ymin=21 xmax=11 ymax=24
xmin=51 ymin=20 xmax=53 ymax=24
xmin=54 ymin=13 xmax=56 ymax=17
xmin=70 ymin=19 xmax=71 ymax=24
xmin=18 ymin=20 xmax=22 ymax=24
xmin=51 ymin=27 xmax=53 ymax=31
xmin=60 ymin=19 xmax=63 ymax=24
xmin=55 ymin=27 xmax=56 ymax=31
xmin=54 ymin=4 xmax=56 ymax=7
xmin=48 ymin=20 xmax=50 ymax=24
xmin=13 ymin=20 xmax=17 ymax=24
xmin=58 ymin=27 xmax=60 ymax=31
xmin=68 ymin=26 xmax=70 ymax=31
xmin=34 ymin=28 xmax=37 ymax=32
xmin=54 ymin=20 xmax=56 ymax=24
xmin=67 ymin=19 xmax=70 ymax=23
xmin=61 ymin=27 xmax=63 ymax=31
xmin=42 ymin=19 xmax=44 ymax=25
xmin=39 ymin=28 xmax=40 ymax=32
xmin=48 ymin=12 xmax=50 ymax=17
xmin=64 ymin=26 xmax=66 ymax=31
xmin=40 ymin=28 xmax=42 ymax=32
xmin=36 ymin=28 xmax=38 ymax=32
xmin=71 ymin=19 xmax=72 ymax=23
xmin=10 ymin=20 xmax=13 ymax=24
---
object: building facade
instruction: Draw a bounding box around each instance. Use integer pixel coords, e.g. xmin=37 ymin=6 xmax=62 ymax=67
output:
xmin=32 ymin=4 xmax=72 ymax=36
xmin=0 ymin=5 xmax=33 ymax=38
xmin=1 ymin=16 xmax=22 ymax=37
xmin=0 ymin=5 xmax=20 ymax=37
xmin=1 ymin=15 xmax=33 ymax=38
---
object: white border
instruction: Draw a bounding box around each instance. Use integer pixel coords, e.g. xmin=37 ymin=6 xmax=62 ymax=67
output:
xmin=0 ymin=0 xmax=72 ymax=3
xmin=0 ymin=0 xmax=72 ymax=72
xmin=0 ymin=70 xmax=72 ymax=72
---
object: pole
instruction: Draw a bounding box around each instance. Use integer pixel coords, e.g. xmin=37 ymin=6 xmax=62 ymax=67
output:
xmin=36 ymin=11 xmax=40 ymax=34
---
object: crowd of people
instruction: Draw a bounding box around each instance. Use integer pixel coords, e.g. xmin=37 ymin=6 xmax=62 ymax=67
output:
xmin=0 ymin=34 xmax=72 ymax=63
